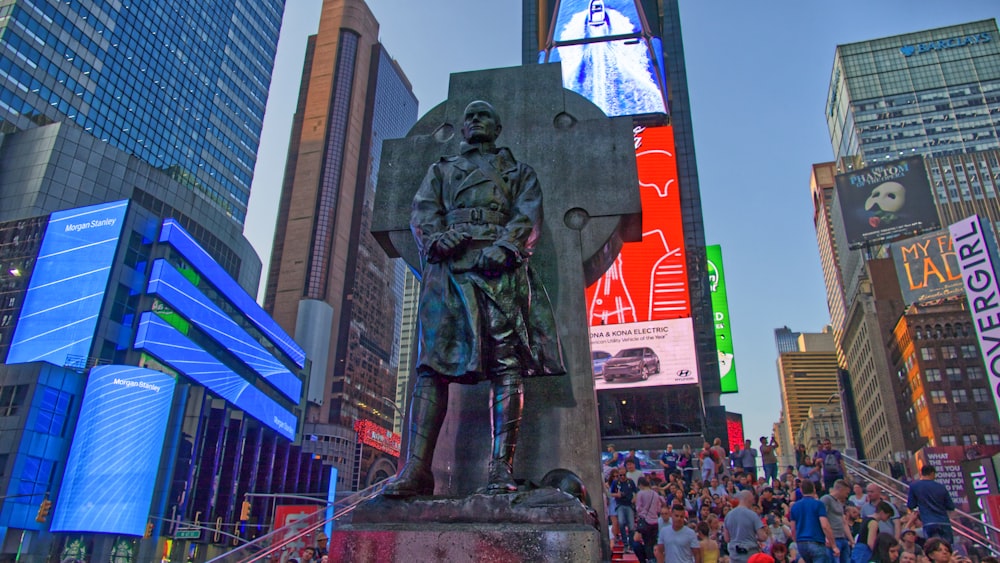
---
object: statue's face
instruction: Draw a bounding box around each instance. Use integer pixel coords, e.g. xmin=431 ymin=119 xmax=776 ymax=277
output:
xmin=462 ymin=104 xmax=500 ymax=144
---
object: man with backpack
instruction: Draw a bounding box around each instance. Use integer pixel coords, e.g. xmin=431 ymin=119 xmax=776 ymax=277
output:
xmin=814 ymin=439 xmax=845 ymax=493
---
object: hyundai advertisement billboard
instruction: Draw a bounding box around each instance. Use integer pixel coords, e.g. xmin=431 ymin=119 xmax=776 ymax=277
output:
xmin=540 ymin=0 xmax=667 ymax=117
xmin=7 ymin=201 xmax=128 ymax=365
xmin=51 ymin=365 xmax=175 ymax=536
xmin=835 ymin=156 xmax=939 ymax=248
xmin=707 ymin=245 xmax=739 ymax=393
xmin=586 ymin=125 xmax=690 ymax=323
xmin=586 ymin=125 xmax=698 ymax=390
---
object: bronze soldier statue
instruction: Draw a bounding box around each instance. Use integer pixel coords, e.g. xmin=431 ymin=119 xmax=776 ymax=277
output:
xmin=383 ymin=100 xmax=566 ymax=497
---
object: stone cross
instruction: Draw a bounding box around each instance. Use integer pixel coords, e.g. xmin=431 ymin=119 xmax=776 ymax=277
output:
xmin=372 ymin=64 xmax=640 ymax=531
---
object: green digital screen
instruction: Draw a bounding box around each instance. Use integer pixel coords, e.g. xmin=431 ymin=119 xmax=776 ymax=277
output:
xmin=707 ymin=245 xmax=738 ymax=393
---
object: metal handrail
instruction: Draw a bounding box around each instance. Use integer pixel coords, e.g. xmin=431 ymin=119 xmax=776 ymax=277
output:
xmin=205 ymin=482 xmax=384 ymax=563
xmin=843 ymin=454 xmax=1000 ymax=554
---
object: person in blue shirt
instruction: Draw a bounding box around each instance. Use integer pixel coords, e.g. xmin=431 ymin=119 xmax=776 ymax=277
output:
xmin=660 ymin=443 xmax=680 ymax=476
xmin=790 ymin=480 xmax=838 ymax=563
xmin=907 ymin=464 xmax=956 ymax=544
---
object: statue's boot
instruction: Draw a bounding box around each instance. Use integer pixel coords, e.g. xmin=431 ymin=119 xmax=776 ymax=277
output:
xmin=486 ymin=374 xmax=524 ymax=493
xmin=382 ymin=377 xmax=447 ymax=497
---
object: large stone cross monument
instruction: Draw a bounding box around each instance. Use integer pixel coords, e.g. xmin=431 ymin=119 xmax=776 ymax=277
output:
xmin=361 ymin=64 xmax=640 ymax=561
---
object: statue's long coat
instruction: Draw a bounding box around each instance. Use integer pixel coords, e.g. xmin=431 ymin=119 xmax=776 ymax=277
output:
xmin=410 ymin=144 xmax=565 ymax=381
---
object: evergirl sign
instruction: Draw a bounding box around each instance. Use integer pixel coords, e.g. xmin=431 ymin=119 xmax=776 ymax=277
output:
xmin=949 ymin=215 xmax=1000 ymax=420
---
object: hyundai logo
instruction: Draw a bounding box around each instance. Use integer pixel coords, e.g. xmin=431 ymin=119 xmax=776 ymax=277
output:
xmin=677 ymin=369 xmax=691 ymax=378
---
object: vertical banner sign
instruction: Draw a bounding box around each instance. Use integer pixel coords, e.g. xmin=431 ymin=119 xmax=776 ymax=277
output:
xmin=962 ymin=456 xmax=999 ymax=537
xmin=949 ymin=215 xmax=1000 ymax=423
xmin=585 ymin=125 xmax=699 ymax=391
xmin=707 ymin=245 xmax=738 ymax=393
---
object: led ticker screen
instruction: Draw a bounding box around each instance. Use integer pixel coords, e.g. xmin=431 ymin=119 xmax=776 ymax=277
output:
xmin=587 ymin=125 xmax=689 ymax=323
xmin=147 ymin=259 xmax=303 ymax=401
xmin=159 ymin=220 xmax=306 ymax=369
xmin=7 ymin=200 xmax=128 ymax=365
xmin=354 ymin=420 xmax=401 ymax=457
xmin=134 ymin=312 xmax=298 ymax=440
xmin=707 ymin=245 xmax=739 ymax=394
xmin=51 ymin=365 xmax=176 ymax=536
xmin=541 ymin=0 xmax=667 ymax=117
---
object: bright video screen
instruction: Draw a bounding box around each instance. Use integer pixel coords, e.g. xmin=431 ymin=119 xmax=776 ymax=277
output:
xmin=7 ymin=201 xmax=128 ymax=366
xmin=51 ymin=365 xmax=175 ymax=536
xmin=545 ymin=0 xmax=667 ymax=117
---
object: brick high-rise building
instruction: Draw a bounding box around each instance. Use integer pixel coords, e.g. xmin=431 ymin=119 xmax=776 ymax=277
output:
xmin=263 ymin=0 xmax=417 ymax=490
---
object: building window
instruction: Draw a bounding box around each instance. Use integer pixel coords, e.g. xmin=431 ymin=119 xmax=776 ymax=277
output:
xmin=942 ymin=435 xmax=957 ymax=446
xmin=952 ymin=389 xmax=968 ymax=403
xmin=925 ymin=368 xmax=941 ymax=382
xmin=961 ymin=344 xmax=978 ymax=358
xmin=985 ymin=434 xmax=1000 ymax=446
xmin=945 ymin=367 xmax=963 ymax=381
xmin=17 ymin=456 xmax=54 ymax=498
xmin=921 ymin=348 xmax=936 ymax=361
xmin=941 ymin=346 xmax=958 ymax=360
xmin=930 ymin=390 xmax=947 ymax=404
xmin=0 ymin=385 xmax=28 ymax=417
xmin=968 ymin=366 xmax=985 ymax=380
xmin=33 ymin=386 xmax=71 ymax=436
xmin=974 ymin=388 xmax=990 ymax=402
xmin=964 ymin=435 xmax=979 ymax=446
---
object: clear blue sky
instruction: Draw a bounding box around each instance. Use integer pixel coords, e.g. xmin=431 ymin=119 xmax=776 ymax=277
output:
xmin=247 ymin=1 xmax=999 ymax=446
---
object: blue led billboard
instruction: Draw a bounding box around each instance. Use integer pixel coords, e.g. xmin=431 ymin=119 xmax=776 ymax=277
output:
xmin=7 ymin=201 xmax=128 ymax=366
xmin=50 ymin=365 xmax=176 ymax=536
xmin=147 ymin=259 xmax=303 ymax=401
xmin=158 ymin=220 xmax=306 ymax=369
xmin=134 ymin=312 xmax=298 ymax=440
xmin=542 ymin=0 xmax=667 ymax=117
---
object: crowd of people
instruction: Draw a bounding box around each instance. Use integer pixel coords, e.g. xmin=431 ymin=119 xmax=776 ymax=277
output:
xmin=603 ymin=437 xmax=988 ymax=563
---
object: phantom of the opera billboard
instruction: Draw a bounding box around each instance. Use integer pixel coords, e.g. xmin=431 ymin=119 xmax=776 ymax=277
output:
xmin=587 ymin=125 xmax=699 ymax=390
xmin=835 ymin=156 xmax=939 ymax=248
xmin=891 ymin=229 xmax=963 ymax=305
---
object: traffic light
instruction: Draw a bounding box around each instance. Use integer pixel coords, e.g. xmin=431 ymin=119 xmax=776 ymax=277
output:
xmin=35 ymin=499 xmax=52 ymax=523
xmin=144 ymin=522 xmax=154 ymax=539
xmin=239 ymin=500 xmax=251 ymax=522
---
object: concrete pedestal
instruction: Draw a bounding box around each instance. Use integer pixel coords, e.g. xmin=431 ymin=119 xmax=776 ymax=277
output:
xmin=329 ymin=523 xmax=602 ymax=562
xmin=331 ymin=489 xmax=602 ymax=562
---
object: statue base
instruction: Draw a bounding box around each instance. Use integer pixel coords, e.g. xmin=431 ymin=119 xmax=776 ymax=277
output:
xmin=329 ymin=488 xmax=602 ymax=562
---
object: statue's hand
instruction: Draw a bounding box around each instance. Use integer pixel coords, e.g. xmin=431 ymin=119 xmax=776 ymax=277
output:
xmin=476 ymin=245 xmax=513 ymax=274
xmin=428 ymin=230 xmax=469 ymax=262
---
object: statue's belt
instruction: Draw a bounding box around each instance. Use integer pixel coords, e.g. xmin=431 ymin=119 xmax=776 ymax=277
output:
xmin=445 ymin=208 xmax=508 ymax=226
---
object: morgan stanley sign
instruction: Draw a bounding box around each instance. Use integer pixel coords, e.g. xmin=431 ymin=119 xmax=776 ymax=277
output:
xmin=950 ymin=215 xmax=1000 ymax=419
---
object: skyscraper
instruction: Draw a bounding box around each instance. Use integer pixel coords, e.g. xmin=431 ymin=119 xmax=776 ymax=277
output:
xmin=0 ymin=0 xmax=284 ymax=224
xmin=817 ymin=19 xmax=1000 ymax=464
xmin=522 ymin=0 xmax=723 ymax=449
xmin=264 ymin=0 xmax=417 ymax=489
xmin=775 ymin=329 xmax=840 ymax=448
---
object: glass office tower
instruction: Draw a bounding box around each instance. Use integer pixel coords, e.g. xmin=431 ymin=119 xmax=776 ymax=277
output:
xmin=0 ymin=0 xmax=284 ymax=224
xmin=828 ymin=19 xmax=1000 ymax=168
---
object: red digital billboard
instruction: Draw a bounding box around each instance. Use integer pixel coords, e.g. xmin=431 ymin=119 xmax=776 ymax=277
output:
xmin=726 ymin=412 xmax=745 ymax=454
xmin=586 ymin=124 xmax=689 ymax=324
xmin=354 ymin=419 xmax=400 ymax=457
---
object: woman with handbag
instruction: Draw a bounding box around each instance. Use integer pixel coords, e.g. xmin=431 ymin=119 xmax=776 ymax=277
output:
xmin=633 ymin=477 xmax=664 ymax=563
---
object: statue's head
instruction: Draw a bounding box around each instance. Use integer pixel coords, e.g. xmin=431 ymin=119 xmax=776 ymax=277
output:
xmin=462 ymin=100 xmax=502 ymax=144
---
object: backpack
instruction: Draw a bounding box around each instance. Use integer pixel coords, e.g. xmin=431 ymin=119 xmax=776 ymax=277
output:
xmin=823 ymin=451 xmax=841 ymax=474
